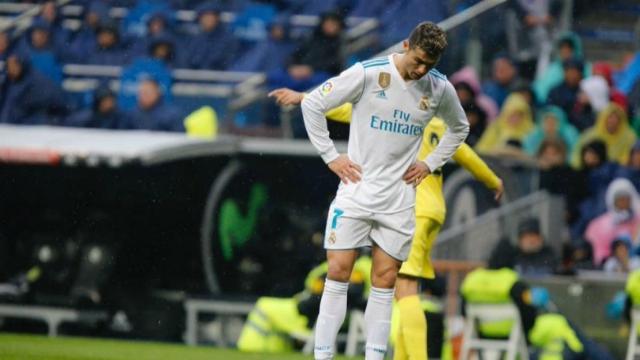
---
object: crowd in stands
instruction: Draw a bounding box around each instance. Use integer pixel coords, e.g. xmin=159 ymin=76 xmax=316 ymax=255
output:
xmin=3 ymin=1 xmax=640 ymax=275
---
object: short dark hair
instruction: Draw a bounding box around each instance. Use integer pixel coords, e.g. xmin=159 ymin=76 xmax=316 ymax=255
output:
xmin=408 ymin=22 xmax=447 ymax=58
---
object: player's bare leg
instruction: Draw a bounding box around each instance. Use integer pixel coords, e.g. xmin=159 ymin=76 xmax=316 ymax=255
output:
xmin=314 ymin=249 xmax=358 ymax=360
xmin=365 ymin=245 xmax=401 ymax=359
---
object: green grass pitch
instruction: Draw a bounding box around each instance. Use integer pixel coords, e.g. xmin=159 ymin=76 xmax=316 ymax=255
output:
xmin=0 ymin=333 xmax=356 ymax=359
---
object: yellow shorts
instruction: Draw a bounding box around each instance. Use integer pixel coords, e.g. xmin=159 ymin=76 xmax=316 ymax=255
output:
xmin=398 ymin=217 xmax=441 ymax=279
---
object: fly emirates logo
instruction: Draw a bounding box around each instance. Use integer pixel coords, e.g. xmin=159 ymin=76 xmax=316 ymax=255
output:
xmin=369 ymin=109 xmax=424 ymax=137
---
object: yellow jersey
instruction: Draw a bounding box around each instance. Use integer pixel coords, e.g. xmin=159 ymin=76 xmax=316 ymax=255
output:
xmin=325 ymin=103 xmax=501 ymax=224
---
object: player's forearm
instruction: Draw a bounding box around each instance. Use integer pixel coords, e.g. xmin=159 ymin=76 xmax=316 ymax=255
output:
xmin=455 ymin=145 xmax=501 ymax=189
xmin=423 ymin=122 xmax=469 ymax=172
xmin=302 ymin=95 xmax=340 ymax=164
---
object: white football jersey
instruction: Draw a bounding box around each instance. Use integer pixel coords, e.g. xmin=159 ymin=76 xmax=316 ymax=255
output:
xmin=301 ymin=54 xmax=469 ymax=213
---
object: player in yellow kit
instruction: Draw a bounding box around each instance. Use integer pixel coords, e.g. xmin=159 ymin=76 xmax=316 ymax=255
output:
xmin=270 ymin=88 xmax=503 ymax=359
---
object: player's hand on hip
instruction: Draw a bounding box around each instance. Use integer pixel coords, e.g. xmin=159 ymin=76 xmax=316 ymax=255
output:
xmin=328 ymin=154 xmax=362 ymax=184
xmin=268 ymin=88 xmax=304 ymax=106
xmin=493 ymin=179 xmax=504 ymax=201
xmin=403 ymin=161 xmax=431 ymax=187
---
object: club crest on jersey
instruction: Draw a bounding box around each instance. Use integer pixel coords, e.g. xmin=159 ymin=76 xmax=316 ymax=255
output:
xmin=419 ymin=96 xmax=430 ymax=110
xmin=378 ymin=72 xmax=391 ymax=89
xmin=328 ymin=231 xmax=337 ymax=244
xmin=320 ymin=81 xmax=334 ymax=96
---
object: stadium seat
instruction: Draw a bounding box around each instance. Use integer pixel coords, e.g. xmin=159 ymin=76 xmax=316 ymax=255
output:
xmin=460 ymin=303 xmax=529 ymax=360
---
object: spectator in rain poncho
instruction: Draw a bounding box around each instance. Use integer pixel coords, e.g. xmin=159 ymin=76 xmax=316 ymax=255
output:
xmin=68 ymin=1 xmax=110 ymax=63
xmin=127 ymin=78 xmax=183 ymax=132
xmin=533 ymin=32 xmax=591 ymax=102
xmin=37 ymin=0 xmax=72 ymax=52
xmin=548 ymin=58 xmax=586 ymax=131
xmin=180 ymin=2 xmax=238 ymax=70
xmin=130 ymin=10 xmax=175 ymax=58
xmin=585 ymin=178 xmax=640 ymax=266
xmin=289 ymin=11 xmax=345 ymax=76
xmin=230 ymin=16 xmax=295 ymax=73
xmin=450 ymin=66 xmax=499 ymax=122
xmin=65 ymin=84 xmax=130 ymax=129
xmin=571 ymin=103 xmax=636 ymax=168
xmin=85 ymin=22 xmax=128 ymax=65
xmin=0 ymin=51 xmax=68 ymax=125
xmin=475 ymin=93 xmax=534 ymax=154
xmin=523 ymin=105 xmax=578 ymax=156
xmin=16 ymin=19 xmax=63 ymax=84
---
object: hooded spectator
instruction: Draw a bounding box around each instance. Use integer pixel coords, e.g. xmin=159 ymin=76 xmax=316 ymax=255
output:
xmin=585 ymin=178 xmax=640 ymax=265
xmin=482 ymin=55 xmax=518 ymax=107
xmin=146 ymin=33 xmax=177 ymax=66
xmin=462 ymin=102 xmax=487 ymax=147
xmin=130 ymin=10 xmax=174 ymax=58
xmin=450 ymin=66 xmax=499 ymax=121
xmin=37 ymin=0 xmax=72 ymax=50
xmin=512 ymin=81 xmax=539 ymax=117
xmin=476 ymin=93 xmax=534 ymax=154
xmin=65 ymin=84 xmax=129 ymax=129
xmin=17 ymin=19 xmax=63 ymax=84
xmin=533 ymin=32 xmax=591 ymax=101
xmin=128 ymin=78 xmax=183 ymax=132
xmin=548 ymin=58 xmax=587 ymax=130
xmin=86 ymin=22 xmax=127 ymax=65
xmin=180 ymin=2 xmax=238 ymax=70
xmin=570 ymin=141 xmax=621 ymax=238
xmin=230 ymin=16 xmax=295 ymax=73
xmin=571 ymin=104 xmax=636 ymax=167
xmin=68 ymin=1 xmax=109 ymax=63
xmin=289 ymin=11 xmax=345 ymax=76
xmin=523 ymin=105 xmax=578 ymax=156
xmin=0 ymin=51 xmax=68 ymax=125
xmin=536 ymin=139 xmax=576 ymax=198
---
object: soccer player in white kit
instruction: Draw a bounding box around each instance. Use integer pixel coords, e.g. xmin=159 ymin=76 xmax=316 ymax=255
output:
xmin=301 ymin=22 xmax=469 ymax=360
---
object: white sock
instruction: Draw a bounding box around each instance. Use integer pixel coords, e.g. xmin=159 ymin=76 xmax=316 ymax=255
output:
xmin=364 ymin=287 xmax=394 ymax=360
xmin=314 ymin=278 xmax=349 ymax=360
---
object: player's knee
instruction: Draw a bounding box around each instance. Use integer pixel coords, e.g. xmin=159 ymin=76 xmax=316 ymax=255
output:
xmin=327 ymin=261 xmax=353 ymax=282
xmin=371 ymin=264 xmax=399 ymax=288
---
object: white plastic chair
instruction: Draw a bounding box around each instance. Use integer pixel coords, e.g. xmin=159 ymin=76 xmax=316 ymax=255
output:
xmin=460 ymin=303 xmax=529 ymax=360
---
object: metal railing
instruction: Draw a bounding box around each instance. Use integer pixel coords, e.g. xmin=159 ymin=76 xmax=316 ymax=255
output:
xmin=432 ymin=191 xmax=566 ymax=262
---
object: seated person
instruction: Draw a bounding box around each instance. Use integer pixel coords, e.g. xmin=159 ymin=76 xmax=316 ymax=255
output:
xmin=585 ymin=178 xmax=640 ymax=266
xmin=603 ymin=236 xmax=640 ymax=273
xmin=0 ymin=51 xmax=69 ymax=125
xmin=127 ymin=78 xmax=183 ymax=132
xmin=488 ymin=218 xmax=558 ymax=276
xmin=65 ymin=84 xmax=130 ymax=129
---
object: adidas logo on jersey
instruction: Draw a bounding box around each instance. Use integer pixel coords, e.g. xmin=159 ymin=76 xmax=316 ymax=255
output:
xmin=375 ymin=90 xmax=387 ymax=99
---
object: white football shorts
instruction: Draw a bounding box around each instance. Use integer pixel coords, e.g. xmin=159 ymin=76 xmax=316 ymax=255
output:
xmin=323 ymin=200 xmax=415 ymax=261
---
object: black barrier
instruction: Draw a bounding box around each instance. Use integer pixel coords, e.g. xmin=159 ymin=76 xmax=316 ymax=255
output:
xmin=0 ymin=153 xmax=342 ymax=303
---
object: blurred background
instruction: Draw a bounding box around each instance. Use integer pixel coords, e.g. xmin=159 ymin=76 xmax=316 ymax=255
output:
xmin=0 ymin=0 xmax=640 ymax=358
